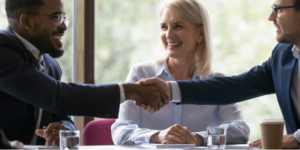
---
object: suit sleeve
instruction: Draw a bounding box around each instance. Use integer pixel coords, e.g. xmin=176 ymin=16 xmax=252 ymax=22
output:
xmin=0 ymin=47 xmax=120 ymax=118
xmin=52 ymin=114 xmax=76 ymax=131
xmin=177 ymin=51 xmax=275 ymax=105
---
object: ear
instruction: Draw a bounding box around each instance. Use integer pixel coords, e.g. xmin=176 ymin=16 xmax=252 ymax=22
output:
xmin=196 ymin=26 xmax=204 ymax=42
xmin=20 ymin=14 xmax=32 ymax=30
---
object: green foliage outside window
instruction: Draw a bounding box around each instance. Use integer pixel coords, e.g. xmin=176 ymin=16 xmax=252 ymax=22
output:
xmin=0 ymin=0 xmax=285 ymax=142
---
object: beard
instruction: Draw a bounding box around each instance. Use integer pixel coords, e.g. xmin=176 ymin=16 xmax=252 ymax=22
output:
xmin=29 ymin=26 xmax=65 ymax=58
xmin=277 ymin=31 xmax=300 ymax=44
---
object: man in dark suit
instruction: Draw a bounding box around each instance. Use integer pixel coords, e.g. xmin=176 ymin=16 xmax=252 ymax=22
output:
xmin=140 ymin=0 xmax=300 ymax=149
xmin=0 ymin=0 xmax=168 ymax=147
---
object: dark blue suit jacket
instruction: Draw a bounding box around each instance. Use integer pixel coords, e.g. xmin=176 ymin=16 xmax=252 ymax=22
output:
xmin=0 ymin=28 xmax=120 ymax=144
xmin=177 ymin=43 xmax=299 ymax=134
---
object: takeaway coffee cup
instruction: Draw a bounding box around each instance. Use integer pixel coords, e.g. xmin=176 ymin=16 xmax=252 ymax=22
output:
xmin=260 ymin=118 xmax=285 ymax=149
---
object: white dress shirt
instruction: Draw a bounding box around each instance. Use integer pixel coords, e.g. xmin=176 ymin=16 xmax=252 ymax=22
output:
xmin=290 ymin=46 xmax=300 ymax=142
xmin=112 ymin=61 xmax=250 ymax=146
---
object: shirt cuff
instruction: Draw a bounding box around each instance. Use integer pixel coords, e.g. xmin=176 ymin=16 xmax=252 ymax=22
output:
xmin=118 ymin=83 xmax=126 ymax=103
xmin=195 ymin=131 xmax=207 ymax=146
xmin=169 ymin=81 xmax=181 ymax=103
xmin=294 ymin=129 xmax=300 ymax=144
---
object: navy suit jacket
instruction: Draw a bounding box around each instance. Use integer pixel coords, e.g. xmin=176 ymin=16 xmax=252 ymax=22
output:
xmin=177 ymin=43 xmax=299 ymax=134
xmin=0 ymin=28 xmax=120 ymax=144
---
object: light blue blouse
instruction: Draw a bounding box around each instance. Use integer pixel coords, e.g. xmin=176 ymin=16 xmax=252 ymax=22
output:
xmin=112 ymin=61 xmax=250 ymax=146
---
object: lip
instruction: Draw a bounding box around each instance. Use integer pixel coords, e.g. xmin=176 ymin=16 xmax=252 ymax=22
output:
xmin=52 ymin=34 xmax=64 ymax=47
xmin=167 ymin=42 xmax=182 ymax=50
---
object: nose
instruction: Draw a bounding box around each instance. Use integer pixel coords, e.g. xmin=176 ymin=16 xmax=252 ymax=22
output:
xmin=166 ymin=28 xmax=175 ymax=39
xmin=59 ymin=22 xmax=68 ymax=31
xmin=268 ymin=10 xmax=275 ymax=21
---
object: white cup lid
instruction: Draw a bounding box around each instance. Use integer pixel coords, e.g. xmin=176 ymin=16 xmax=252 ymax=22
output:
xmin=260 ymin=118 xmax=285 ymax=124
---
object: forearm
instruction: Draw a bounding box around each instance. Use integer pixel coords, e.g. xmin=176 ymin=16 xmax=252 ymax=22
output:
xmin=112 ymin=120 xmax=159 ymax=145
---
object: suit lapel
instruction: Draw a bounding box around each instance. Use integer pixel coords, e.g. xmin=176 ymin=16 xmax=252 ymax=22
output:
xmin=281 ymin=48 xmax=298 ymax=133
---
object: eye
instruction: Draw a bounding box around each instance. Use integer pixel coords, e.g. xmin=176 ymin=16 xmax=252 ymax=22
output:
xmin=175 ymin=25 xmax=182 ymax=28
xmin=161 ymin=25 xmax=168 ymax=30
xmin=52 ymin=16 xmax=59 ymax=20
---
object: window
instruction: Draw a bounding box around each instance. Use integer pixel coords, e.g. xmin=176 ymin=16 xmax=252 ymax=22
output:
xmin=94 ymin=0 xmax=283 ymax=142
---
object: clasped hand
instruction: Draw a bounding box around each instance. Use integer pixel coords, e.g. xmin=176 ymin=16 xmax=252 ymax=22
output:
xmin=123 ymin=77 xmax=172 ymax=113
xmin=150 ymin=124 xmax=203 ymax=146
xmin=36 ymin=122 xmax=66 ymax=147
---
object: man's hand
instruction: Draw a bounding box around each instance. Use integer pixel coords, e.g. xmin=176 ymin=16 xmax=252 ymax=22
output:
xmin=249 ymin=134 xmax=298 ymax=149
xmin=150 ymin=124 xmax=197 ymax=145
xmin=36 ymin=122 xmax=66 ymax=147
xmin=134 ymin=77 xmax=172 ymax=112
xmin=9 ymin=141 xmax=24 ymax=149
xmin=123 ymin=83 xmax=169 ymax=113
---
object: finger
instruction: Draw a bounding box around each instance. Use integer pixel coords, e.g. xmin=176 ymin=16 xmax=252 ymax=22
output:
xmin=44 ymin=122 xmax=60 ymax=137
xmin=159 ymin=87 xmax=169 ymax=106
xmin=175 ymin=125 xmax=196 ymax=144
xmin=36 ymin=129 xmax=45 ymax=137
xmin=139 ymin=78 xmax=156 ymax=85
xmin=166 ymin=135 xmax=185 ymax=144
xmin=140 ymin=103 xmax=146 ymax=109
xmin=162 ymin=140 xmax=178 ymax=144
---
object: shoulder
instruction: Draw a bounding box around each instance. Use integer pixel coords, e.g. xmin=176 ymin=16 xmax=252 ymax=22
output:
xmin=131 ymin=61 xmax=156 ymax=70
xmin=272 ymin=43 xmax=294 ymax=56
xmin=129 ymin=61 xmax=157 ymax=75
xmin=201 ymin=71 xmax=225 ymax=79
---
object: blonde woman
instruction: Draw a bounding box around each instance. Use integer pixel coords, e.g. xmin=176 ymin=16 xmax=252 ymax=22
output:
xmin=112 ymin=0 xmax=250 ymax=146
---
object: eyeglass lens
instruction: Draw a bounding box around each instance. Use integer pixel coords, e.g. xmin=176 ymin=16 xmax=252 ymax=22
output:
xmin=58 ymin=14 xmax=69 ymax=27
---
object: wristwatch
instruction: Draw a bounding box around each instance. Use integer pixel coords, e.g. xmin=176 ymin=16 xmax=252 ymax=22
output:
xmin=294 ymin=130 xmax=300 ymax=149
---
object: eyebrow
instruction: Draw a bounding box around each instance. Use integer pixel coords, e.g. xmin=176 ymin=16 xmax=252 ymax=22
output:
xmin=160 ymin=22 xmax=185 ymax=25
xmin=50 ymin=12 xmax=64 ymax=15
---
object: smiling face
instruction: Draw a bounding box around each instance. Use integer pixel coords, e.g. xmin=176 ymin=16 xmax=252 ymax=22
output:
xmin=268 ymin=0 xmax=300 ymax=44
xmin=27 ymin=0 xmax=66 ymax=58
xmin=159 ymin=8 xmax=203 ymax=60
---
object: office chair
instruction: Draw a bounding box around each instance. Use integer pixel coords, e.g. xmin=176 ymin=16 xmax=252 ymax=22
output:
xmin=83 ymin=119 xmax=116 ymax=145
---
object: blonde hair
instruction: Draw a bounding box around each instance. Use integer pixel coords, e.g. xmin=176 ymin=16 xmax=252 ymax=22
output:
xmin=155 ymin=0 xmax=213 ymax=76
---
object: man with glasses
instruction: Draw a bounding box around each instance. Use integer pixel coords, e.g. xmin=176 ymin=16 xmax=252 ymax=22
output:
xmin=139 ymin=0 xmax=300 ymax=148
xmin=0 ymin=0 xmax=168 ymax=147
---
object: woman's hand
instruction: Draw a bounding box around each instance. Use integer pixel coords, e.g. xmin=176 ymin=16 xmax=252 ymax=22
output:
xmin=150 ymin=124 xmax=196 ymax=144
xmin=36 ymin=122 xmax=66 ymax=147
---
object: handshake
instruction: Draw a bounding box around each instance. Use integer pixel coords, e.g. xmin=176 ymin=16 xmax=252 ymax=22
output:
xmin=123 ymin=77 xmax=172 ymax=113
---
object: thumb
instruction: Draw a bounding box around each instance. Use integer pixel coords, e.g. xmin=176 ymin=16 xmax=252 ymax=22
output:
xmin=139 ymin=77 xmax=158 ymax=86
xmin=36 ymin=129 xmax=45 ymax=137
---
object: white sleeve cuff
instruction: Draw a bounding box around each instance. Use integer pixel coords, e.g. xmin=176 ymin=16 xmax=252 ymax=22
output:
xmin=169 ymin=81 xmax=181 ymax=103
xmin=118 ymin=83 xmax=126 ymax=103
xmin=294 ymin=129 xmax=300 ymax=143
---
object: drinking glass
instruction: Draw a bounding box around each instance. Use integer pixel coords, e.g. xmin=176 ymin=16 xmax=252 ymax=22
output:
xmin=59 ymin=130 xmax=80 ymax=150
xmin=207 ymin=127 xmax=226 ymax=150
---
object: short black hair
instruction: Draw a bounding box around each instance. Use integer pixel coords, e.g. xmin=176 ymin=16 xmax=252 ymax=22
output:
xmin=5 ymin=0 xmax=44 ymax=19
xmin=295 ymin=0 xmax=300 ymax=10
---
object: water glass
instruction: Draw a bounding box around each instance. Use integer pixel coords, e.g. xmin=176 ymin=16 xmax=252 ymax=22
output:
xmin=59 ymin=130 xmax=80 ymax=150
xmin=207 ymin=127 xmax=226 ymax=150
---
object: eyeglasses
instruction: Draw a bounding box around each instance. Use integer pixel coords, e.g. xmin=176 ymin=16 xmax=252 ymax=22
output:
xmin=271 ymin=5 xmax=298 ymax=18
xmin=26 ymin=12 xmax=69 ymax=27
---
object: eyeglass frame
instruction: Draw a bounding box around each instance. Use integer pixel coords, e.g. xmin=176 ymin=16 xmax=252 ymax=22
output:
xmin=271 ymin=5 xmax=299 ymax=18
xmin=26 ymin=12 xmax=69 ymax=27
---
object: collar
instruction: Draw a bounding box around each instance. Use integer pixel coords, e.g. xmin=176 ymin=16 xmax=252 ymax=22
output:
xmin=154 ymin=60 xmax=199 ymax=80
xmin=13 ymin=31 xmax=44 ymax=70
xmin=12 ymin=31 xmax=43 ymax=63
xmin=292 ymin=45 xmax=300 ymax=60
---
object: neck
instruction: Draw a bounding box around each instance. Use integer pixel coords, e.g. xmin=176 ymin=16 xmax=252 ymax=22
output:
xmin=295 ymin=43 xmax=300 ymax=52
xmin=167 ymin=57 xmax=195 ymax=80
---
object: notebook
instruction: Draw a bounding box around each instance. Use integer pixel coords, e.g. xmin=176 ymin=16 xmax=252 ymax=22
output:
xmin=225 ymin=144 xmax=261 ymax=149
xmin=140 ymin=143 xmax=195 ymax=149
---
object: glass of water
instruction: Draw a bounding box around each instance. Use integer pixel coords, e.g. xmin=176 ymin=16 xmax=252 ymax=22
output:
xmin=207 ymin=127 xmax=226 ymax=150
xmin=59 ymin=130 xmax=80 ymax=150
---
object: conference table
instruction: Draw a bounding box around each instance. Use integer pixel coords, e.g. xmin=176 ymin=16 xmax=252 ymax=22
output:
xmin=24 ymin=145 xmax=300 ymax=150
xmin=25 ymin=144 xmax=262 ymax=150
